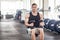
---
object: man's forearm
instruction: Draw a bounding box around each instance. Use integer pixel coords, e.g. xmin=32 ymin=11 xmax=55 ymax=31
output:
xmin=40 ymin=19 xmax=44 ymax=26
xmin=25 ymin=23 xmax=30 ymax=26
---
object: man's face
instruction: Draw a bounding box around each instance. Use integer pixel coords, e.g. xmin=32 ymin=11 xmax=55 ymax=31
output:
xmin=32 ymin=5 xmax=37 ymax=12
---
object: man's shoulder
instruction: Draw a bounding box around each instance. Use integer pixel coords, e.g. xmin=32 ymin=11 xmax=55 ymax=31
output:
xmin=39 ymin=12 xmax=43 ymax=15
xmin=25 ymin=12 xmax=31 ymax=17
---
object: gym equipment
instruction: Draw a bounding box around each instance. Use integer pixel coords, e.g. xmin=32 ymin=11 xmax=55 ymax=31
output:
xmin=29 ymin=20 xmax=35 ymax=23
xmin=0 ymin=15 xmax=3 ymax=19
xmin=5 ymin=14 xmax=13 ymax=19
xmin=0 ymin=11 xmax=3 ymax=19
xmin=15 ymin=10 xmax=21 ymax=20
xmin=28 ymin=20 xmax=42 ymax=28
xmin=44 ymin=19 xmax=50 ymax=29
xmin=29 ymin=20 xmax=43 ymax=23
xmin=55 ymin=21 xmax=60 ymax=33
xmin=27 ymin=20 xmax=36 ymax=29
xmin=20 ymin=20 xmax=25 ymax=24
xmin=48 ymin=20 xmax=56 ymax=31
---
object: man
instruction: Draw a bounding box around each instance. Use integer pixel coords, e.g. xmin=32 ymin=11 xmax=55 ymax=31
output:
xmin=25 ymin=3 xmax=44 ymax=40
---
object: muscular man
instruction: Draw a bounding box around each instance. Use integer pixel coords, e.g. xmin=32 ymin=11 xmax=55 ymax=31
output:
xmin=25 ymin=3 xmax=44 ymax=40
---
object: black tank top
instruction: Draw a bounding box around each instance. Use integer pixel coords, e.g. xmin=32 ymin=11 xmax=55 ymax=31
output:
xmin=28 ymin=12 xmax=40 ymax=28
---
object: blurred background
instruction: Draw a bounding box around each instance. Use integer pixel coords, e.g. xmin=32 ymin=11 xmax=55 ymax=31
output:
xmin=0 ymin=0 xmax=60 ymax=21
xmin=0 ymin=0 xmax=60 ymax=40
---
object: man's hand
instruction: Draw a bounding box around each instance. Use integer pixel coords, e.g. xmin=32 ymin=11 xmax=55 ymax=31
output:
xmin=39 ymin=13 xmax=44 ymax=27
xmin=40 ymin=22 xmax=45 ymax=27
xmin=29 ymin=23 xmax=34 ymax=27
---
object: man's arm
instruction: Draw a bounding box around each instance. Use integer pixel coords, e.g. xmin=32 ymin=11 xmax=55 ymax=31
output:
xmin=39 ymin=13 xmax=45 ymax=26
xmin=25 ymin=13 xmax=30 ymax=26
xmin=25 ymin=13 xmax=34 ymax=27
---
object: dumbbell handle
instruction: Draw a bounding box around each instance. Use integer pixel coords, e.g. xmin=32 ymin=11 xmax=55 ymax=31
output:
xmin=29 ymin=20 xmax=44 ymax=24
xmin=29 ymin=20 xmax=35 ymax=23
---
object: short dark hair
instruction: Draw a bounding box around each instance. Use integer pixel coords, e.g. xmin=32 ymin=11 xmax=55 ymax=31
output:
xmin=32 ymin=3 xmax=37 ymax=6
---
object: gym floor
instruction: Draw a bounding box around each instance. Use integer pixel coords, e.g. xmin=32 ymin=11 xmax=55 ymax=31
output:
xmin=0 ymin=19 xmax=60 ymax=40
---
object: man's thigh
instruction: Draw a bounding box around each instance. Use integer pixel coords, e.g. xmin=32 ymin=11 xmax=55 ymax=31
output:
xmin=27 ymin=28 xmax=35 ymax=34
xmin=37 ymin=28 xmax=44 ymax=34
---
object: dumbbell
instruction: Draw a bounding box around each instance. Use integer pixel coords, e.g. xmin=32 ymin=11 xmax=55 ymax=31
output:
xmin=48 ymin=20 xmax=56 ymax=31
xmin=29 ymin=20 xmax=44 ymax=28
xmin=44 ymin=19 xmax=50 ymax=29
xmin=29 ymin=20 xmax=43 ymax=23
xmin=29 ymin=20 xmax=35 ymax=23
xmin=54 ymin=21 xmax=60 ymax=33
xmin=27 ymin=20 xmax=35 ymax=29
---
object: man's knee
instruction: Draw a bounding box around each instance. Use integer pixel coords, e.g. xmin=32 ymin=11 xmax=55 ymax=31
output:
xmin=38 ymin=28 xmax=44 ymax=34
xmin=31 ymin=29 xmax=35 ymax=35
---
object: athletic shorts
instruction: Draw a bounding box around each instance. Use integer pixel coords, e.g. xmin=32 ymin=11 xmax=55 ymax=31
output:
xmin=26 ymin=27 xmax=43 ymax=35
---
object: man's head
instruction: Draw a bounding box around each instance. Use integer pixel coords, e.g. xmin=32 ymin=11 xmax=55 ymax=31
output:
xmin=32 ymin=3 xmax=37 ymax=12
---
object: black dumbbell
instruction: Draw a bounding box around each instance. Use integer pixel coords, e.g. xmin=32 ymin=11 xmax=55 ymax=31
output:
xmin=54 ymin=21 xmax=60 ymax=33
xmin=29 ymin=20 xmax=35 ymax=23
xmin=44 ymin=19 xmax=50 ymax=29
xmin=28 ymin=20 xmax=36 ymax=29
xmin=29 ymin=20 xmax=43 ymax=27
xmin=48 ymin=20 xmax=56 ymax=31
